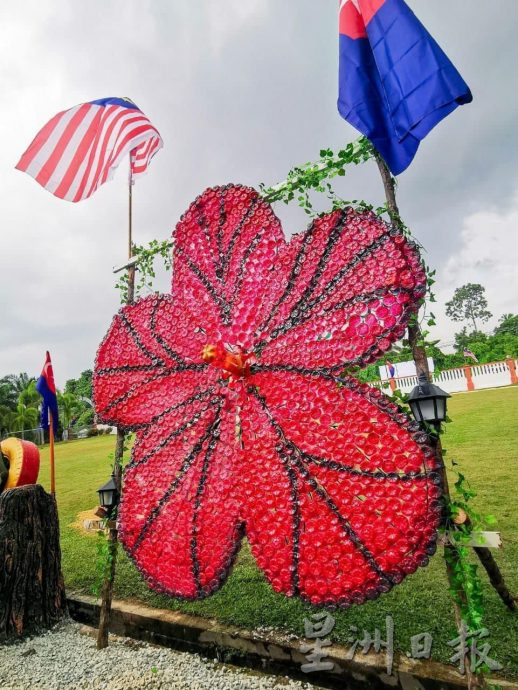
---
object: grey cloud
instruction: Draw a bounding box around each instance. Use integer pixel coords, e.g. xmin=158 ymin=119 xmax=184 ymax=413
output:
xmin=1 ymin=0 xmax=517 ymax=383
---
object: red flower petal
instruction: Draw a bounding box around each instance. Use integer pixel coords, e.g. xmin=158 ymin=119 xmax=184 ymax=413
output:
xmin=256 ymin=209 xmax=426 ymax=370
xmin=240 ymin=370 xmax=441 ymax=606
xmin=172 ymin=185 xmax=286 ymax=349
xmin=94 ymin=184 xmax=439 ymax=609
xmin=93 ymin=295 xmax=215 ymax=428
xmin=119 ymin=400 xmax=244 ymax=598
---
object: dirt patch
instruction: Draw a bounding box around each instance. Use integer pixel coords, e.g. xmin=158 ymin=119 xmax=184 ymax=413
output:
xmin=70 ymin=509 xmax=105 ymax=534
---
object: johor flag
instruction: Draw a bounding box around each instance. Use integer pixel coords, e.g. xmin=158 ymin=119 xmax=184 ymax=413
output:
xmin=338 ymin=0 xmax=472 ymax=175
xmin=36 ymin=352 xmax=59 ymax=433
xmin=16 ymin=97 xmax=162 ymax=202
xmin=463 ymin=348 xmax=479 ymax=363
xmin=386 ymin=360 xmax=396 ymax=378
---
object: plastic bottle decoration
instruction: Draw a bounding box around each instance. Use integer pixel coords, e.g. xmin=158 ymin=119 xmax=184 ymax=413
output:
xmin=93 ymin=185 xmax=442 ymax=607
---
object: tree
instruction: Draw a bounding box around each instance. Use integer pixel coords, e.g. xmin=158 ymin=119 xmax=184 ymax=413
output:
xmin=0 ymin=378 xmax=17 ymax=410
xmin=0 ymin=406 xmax=16 ymax=437
xmin=18 ymin=381 xmax=40 ymax=408
xmin=7 ymin=373 xmax=36 ymax=397
xmin=454 ymin=327 xmax=488 ymax=353
xmin=65 ymin=370 xmax=92 ymax=401
xmin=494 ymin=313 xmax=518 ymax=337
xmin=57 ymin=392 xmax=81 ymax=432
xmin=445 ymin=283 xmax=492 ymax=332
xmin=13 ymin=403 xmax=39 ymax=439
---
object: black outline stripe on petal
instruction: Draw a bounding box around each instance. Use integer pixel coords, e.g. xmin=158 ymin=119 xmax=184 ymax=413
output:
xmin=249 ymin=388 xmax=394 ymax=586
xmin=127 ymin=397 xmax=223 ymax=470
xmin=256 ymin=220 xmax=317 ymax=336
xmin=254 ymin=231 xmax=392 ymax=352
xmin=285 ymin=462 xmax=301 ymax=596
xmin=228 ymin=228 xmax=267 ymax=313
xmin=97 ymin=364 xmax=208 ymax=422
xmin=149 ymin=297 xmax=190 ymax=366
xmin=175 ymin=248 xmax=231 ymax=324
xmin=220 ymin=196 xmax=259 ymax=277
xmin=283 ymin=209 xmax=348 ymax=318
xmin=216 ymin=189 xmax=227 ymax=280
xmin=129 ymin=410 xmax=222 ymax=558
xmin=191 ymin=418 xmax=221 ymax=594
xmin=260 ymin=286 xmax=407 ymax=349
xmin=119 ymin=312 xmax=166 ymax=367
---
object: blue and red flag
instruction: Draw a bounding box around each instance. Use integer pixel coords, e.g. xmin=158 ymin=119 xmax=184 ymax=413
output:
xmin=36 ymin=352 xmax=59 ymax=433
xmin=338 ymin=0 xmax=472 ymax=175
xmin=386 ymin=360 xmax=396 ymax=378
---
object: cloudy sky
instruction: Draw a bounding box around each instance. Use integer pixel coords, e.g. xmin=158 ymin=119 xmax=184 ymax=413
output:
xmin=1 ymin=1 xmax=517 ymax=386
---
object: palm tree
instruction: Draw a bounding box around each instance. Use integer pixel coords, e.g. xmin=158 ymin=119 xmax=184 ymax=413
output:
xmin=0 ymin=376 xmax=18 ymax=410
xmin=0 ymin=405 xmax=16 ymax=437
xmin=18 ymin=380 xmax=40 ymax=408
xmin=13 ymin=402 xmax=39 ymax=439
xmin=58 ymin=392 xmax=81 ymax=436
xmin=8 ymin=373 xmax=36 ymax=396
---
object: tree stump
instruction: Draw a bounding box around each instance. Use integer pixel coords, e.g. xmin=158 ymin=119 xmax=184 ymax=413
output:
xmin=0 ymin=484 xmax=67 ymax=640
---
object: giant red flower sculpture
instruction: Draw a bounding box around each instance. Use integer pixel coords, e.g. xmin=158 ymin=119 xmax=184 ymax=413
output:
xmin=94 ymin=185 xmax=442 ymax=608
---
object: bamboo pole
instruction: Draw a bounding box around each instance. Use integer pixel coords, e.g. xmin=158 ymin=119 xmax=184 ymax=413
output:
xmin=97 ymin=161 xmax=135 ymax=650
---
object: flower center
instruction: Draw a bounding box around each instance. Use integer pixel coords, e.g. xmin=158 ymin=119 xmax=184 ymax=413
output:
xmin=201 ymin=342 xmax=253 ymax=379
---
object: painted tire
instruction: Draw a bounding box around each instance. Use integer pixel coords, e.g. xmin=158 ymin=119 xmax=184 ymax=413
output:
xmin=0 ymin=438 xmax=40 ymax=489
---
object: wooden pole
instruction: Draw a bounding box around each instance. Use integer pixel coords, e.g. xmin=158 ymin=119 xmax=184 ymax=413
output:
xmin=97 ymin=160 xmax=135 ymax=650
xmin=49 ymin=409 xmax=55 ymax=497
xmin=374 ymin=152 xmax=488 ymax=690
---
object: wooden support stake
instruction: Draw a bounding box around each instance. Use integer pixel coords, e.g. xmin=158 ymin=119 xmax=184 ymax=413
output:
xmin=97 ymin=162 xmax=135 ymax=650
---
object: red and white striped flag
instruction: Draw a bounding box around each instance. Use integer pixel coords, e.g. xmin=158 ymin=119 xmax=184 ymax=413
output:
xmin=16 ymin=97 xmax=163 ymax=202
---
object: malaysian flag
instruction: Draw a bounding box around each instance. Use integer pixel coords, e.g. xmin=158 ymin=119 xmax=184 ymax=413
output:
xmin=463 ymin=348 xmax=479 ymax=363
xmin=16 ymin=97 xmax=163 ymax=202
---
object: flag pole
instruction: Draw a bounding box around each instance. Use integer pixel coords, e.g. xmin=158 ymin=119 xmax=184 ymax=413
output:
xmin=48 ymin=409 xmax=55 ymax=496
xmin=97 ymin=156 xmax=135 ymax=650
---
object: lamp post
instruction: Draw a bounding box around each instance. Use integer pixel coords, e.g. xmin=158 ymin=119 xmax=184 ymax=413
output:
xmin=408 ymin=374 xmax=451 ymax=429
xmin=97 ymin=474 xmax=119 ymax=517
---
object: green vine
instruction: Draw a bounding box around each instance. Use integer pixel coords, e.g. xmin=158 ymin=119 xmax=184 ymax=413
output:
xmin=443 ymin=463 xmax=486 ymax=631
xmin=92 ymin=520 xmax=116 ymax=598
xmin=117 ymin=136 xmax=436 ymax=315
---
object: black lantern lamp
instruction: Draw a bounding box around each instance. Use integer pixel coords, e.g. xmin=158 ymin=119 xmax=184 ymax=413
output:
xmin=408 ymin=374 xmax=451 ymax=428
xmin=97 ymin=473 xmax=119 ymax=515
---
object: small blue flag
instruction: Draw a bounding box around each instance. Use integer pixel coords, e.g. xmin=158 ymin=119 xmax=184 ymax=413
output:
xmin=338 ymin=0 xmax=473 ymax=175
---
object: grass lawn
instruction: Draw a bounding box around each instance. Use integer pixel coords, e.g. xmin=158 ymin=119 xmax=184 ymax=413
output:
xmin=37 ymin=386 xmax=518 ymax=676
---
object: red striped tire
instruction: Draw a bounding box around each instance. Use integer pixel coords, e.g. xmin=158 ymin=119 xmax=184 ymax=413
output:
xmin=0 ymin=438 xmax=40 ymax=489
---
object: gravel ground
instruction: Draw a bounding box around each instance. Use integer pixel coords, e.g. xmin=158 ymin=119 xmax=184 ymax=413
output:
xmin=0 ymin=622 xmax=323 ymax=690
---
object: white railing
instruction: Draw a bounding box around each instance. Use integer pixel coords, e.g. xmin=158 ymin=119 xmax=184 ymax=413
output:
xmin=471 ymin=361 xmax=512 ymax=389
xmin=371 ymin=359 xmax=517 ymax=396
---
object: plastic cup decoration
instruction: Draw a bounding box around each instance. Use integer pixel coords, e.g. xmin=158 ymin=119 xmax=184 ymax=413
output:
xmin=93 ymin=185 xmax=442 ymax=608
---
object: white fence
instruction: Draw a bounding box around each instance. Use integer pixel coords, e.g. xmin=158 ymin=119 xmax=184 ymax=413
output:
xmin=373 ymin=359 xmax=518 ymax=396
xmin=0 ymin=428 xmax=45 ymax=445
